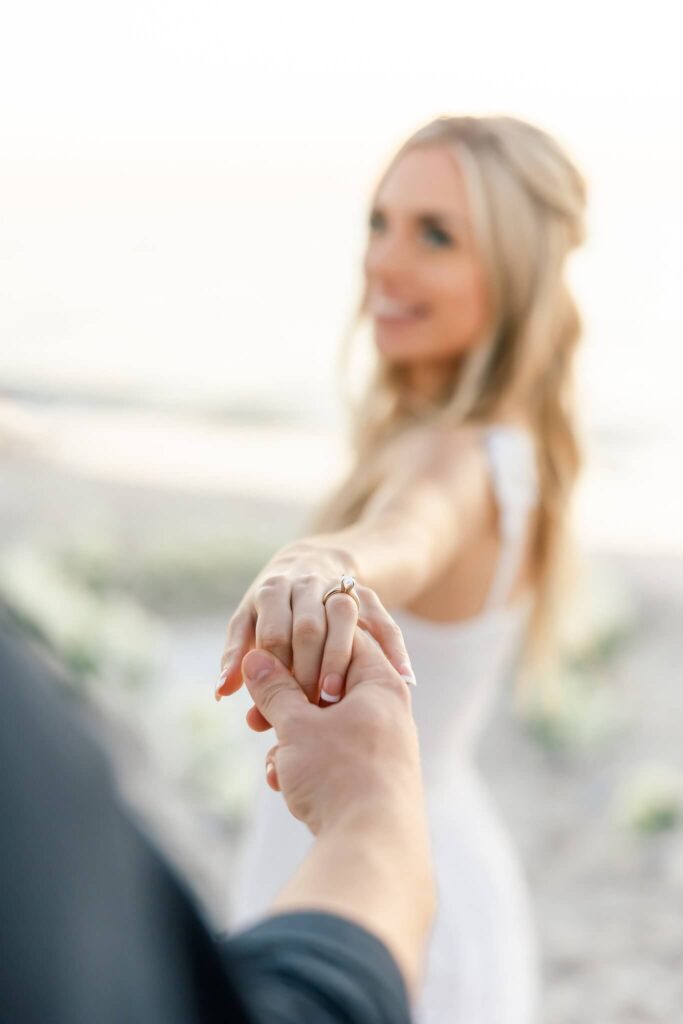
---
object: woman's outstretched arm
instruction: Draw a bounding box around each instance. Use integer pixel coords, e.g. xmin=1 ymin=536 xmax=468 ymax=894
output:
xmin=309 ymin=427 xmax=494 ymax=606
xmin=217 ymin=426 xmax=495 ymax=709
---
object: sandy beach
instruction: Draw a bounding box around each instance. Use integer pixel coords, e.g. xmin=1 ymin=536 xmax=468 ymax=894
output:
xmin=2 ymin=399 xmax=682 ymax=1023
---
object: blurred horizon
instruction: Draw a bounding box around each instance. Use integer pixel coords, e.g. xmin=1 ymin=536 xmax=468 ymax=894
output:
xmin=2 ymin=0 xmax=682 ymax=554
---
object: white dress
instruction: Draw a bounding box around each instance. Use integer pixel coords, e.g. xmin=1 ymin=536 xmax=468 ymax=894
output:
xmin=230 ymin=425 xmax=540 ymax=1024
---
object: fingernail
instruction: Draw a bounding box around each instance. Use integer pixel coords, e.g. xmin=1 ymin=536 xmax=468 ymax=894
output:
xmin=215 ymin=667 xmax=229 ymax=701
xmin=265 ymin=761 xmax=278 ymax=789
xmin=320 ymin=673 xmax=343 ymax=703
xmin=243 ymin=649 xmax=275 ymax=682
xmin=399 ymin=664 xmax=417 ymax=687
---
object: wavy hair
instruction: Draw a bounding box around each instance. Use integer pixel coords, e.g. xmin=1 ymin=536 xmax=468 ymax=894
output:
xmin=311 ymin=115 xmax=587 ymax=663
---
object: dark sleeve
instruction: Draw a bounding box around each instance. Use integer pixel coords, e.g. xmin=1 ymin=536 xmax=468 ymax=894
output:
xmin=0 ymin=605 xmax=248 ymax=1024
xmin=0 ymin=606 xmax=412 ymax=1024
xmin=223 ymin=911 xmax=412 ymax=1024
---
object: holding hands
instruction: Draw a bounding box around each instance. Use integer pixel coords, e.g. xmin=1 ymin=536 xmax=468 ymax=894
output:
xmin=237 ymin=605 xmax=433 ymax=995
xmin=215 ymin=544 xmax=416 ymax=726
xmin=239 ymin=626 xmax=421 ymax=833
xmin=215 ymin=549 xmax=431 ymax=994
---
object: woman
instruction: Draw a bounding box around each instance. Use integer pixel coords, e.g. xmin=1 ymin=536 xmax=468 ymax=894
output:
xmin=217 ymin=115 xmax=587 ymax=1023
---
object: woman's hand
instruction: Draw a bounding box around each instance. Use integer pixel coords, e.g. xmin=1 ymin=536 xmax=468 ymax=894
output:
xmin=215 ymin=545 xmax=416 ymax=729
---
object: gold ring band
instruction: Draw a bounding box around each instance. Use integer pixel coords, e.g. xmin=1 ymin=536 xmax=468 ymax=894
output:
xmin=322 ymin=575 xmax=360 ymax=611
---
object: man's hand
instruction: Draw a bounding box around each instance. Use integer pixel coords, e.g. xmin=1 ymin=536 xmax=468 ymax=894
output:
xmin=239 ymin=626 xmax=434 ymax=995
xmin=241 ymin=627 xmax=419 ymax=836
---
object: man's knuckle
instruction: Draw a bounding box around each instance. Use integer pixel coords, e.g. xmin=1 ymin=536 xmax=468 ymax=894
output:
xmin=258 ymin=679 xmax=288 ymax=713
xmin=258 ymin=693 xmax=280 ymax=722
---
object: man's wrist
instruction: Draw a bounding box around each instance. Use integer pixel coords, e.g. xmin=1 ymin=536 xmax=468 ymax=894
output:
xmin=273 ymin=786 xmax=435 ymax=995
xmin=323 ymin=781 xmax=426 ymax=850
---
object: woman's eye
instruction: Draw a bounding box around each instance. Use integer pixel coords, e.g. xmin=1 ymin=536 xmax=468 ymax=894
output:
xmin=422 ymin=222 xmax=453 ymax=248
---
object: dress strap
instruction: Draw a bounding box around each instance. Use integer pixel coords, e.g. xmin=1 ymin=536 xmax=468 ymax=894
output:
xmin=482 ymin=425 xmax=539 ymax=611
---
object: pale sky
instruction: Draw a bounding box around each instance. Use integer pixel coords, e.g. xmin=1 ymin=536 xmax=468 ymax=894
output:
xmin=1 ymin=0 xmax=682 ymax=435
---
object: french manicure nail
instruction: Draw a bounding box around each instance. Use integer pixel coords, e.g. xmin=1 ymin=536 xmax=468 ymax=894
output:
xmin=320 ymin=673 xmax=343 ymax=703
xmin=399 ymin=663 xmax=417 ymax=687
xmin=215 ymin=668 xmax=230 ymax=701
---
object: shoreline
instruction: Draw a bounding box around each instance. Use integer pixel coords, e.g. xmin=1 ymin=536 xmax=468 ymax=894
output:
xmin=1 ymin=394 xmax=681 ymax=556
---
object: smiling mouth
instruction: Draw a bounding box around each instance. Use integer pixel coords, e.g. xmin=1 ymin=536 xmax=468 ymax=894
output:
xmin=369 ymin=296 xmax=428 ymax=323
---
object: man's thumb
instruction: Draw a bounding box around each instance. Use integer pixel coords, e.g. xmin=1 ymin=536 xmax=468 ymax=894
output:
xmin=241 ymin=649 xmax=309 ymax=731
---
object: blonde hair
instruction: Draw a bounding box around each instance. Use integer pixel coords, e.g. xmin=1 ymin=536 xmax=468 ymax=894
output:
xmin=312 ymin=115 xmax=587 ymax=663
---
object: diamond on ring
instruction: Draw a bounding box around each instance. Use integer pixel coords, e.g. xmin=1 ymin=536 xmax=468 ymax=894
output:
xmin=322 ymin=575 xmax=360 ymax=610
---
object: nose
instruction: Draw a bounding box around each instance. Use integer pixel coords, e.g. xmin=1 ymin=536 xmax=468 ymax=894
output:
xmin=364 ymin=228 xmax=413 ymax=286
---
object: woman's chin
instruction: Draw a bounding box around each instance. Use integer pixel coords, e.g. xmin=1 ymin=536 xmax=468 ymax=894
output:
xmin=375 ymin=347 xmax=415 ymax=368
xmin=373 ymin=329 xmax=421 ymax=363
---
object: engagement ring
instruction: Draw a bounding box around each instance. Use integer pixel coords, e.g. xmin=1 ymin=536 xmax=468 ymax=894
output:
xmin=322 ymin=575 xmax=360 ymax=610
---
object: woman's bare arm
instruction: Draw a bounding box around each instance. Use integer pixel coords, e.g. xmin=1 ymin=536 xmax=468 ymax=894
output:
xmin=217 ymin=426 xmax=495 ymax=706
xmin=298 ymin=426 xmax=496 ymax=608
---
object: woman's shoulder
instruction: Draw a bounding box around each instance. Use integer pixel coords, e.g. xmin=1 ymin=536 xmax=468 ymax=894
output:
xmin=380 ymin=417 xmax=537 ymax=504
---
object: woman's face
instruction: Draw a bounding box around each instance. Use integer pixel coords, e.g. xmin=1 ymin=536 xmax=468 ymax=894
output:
xmin=364 ymin=145 xmax=491 ymax=367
